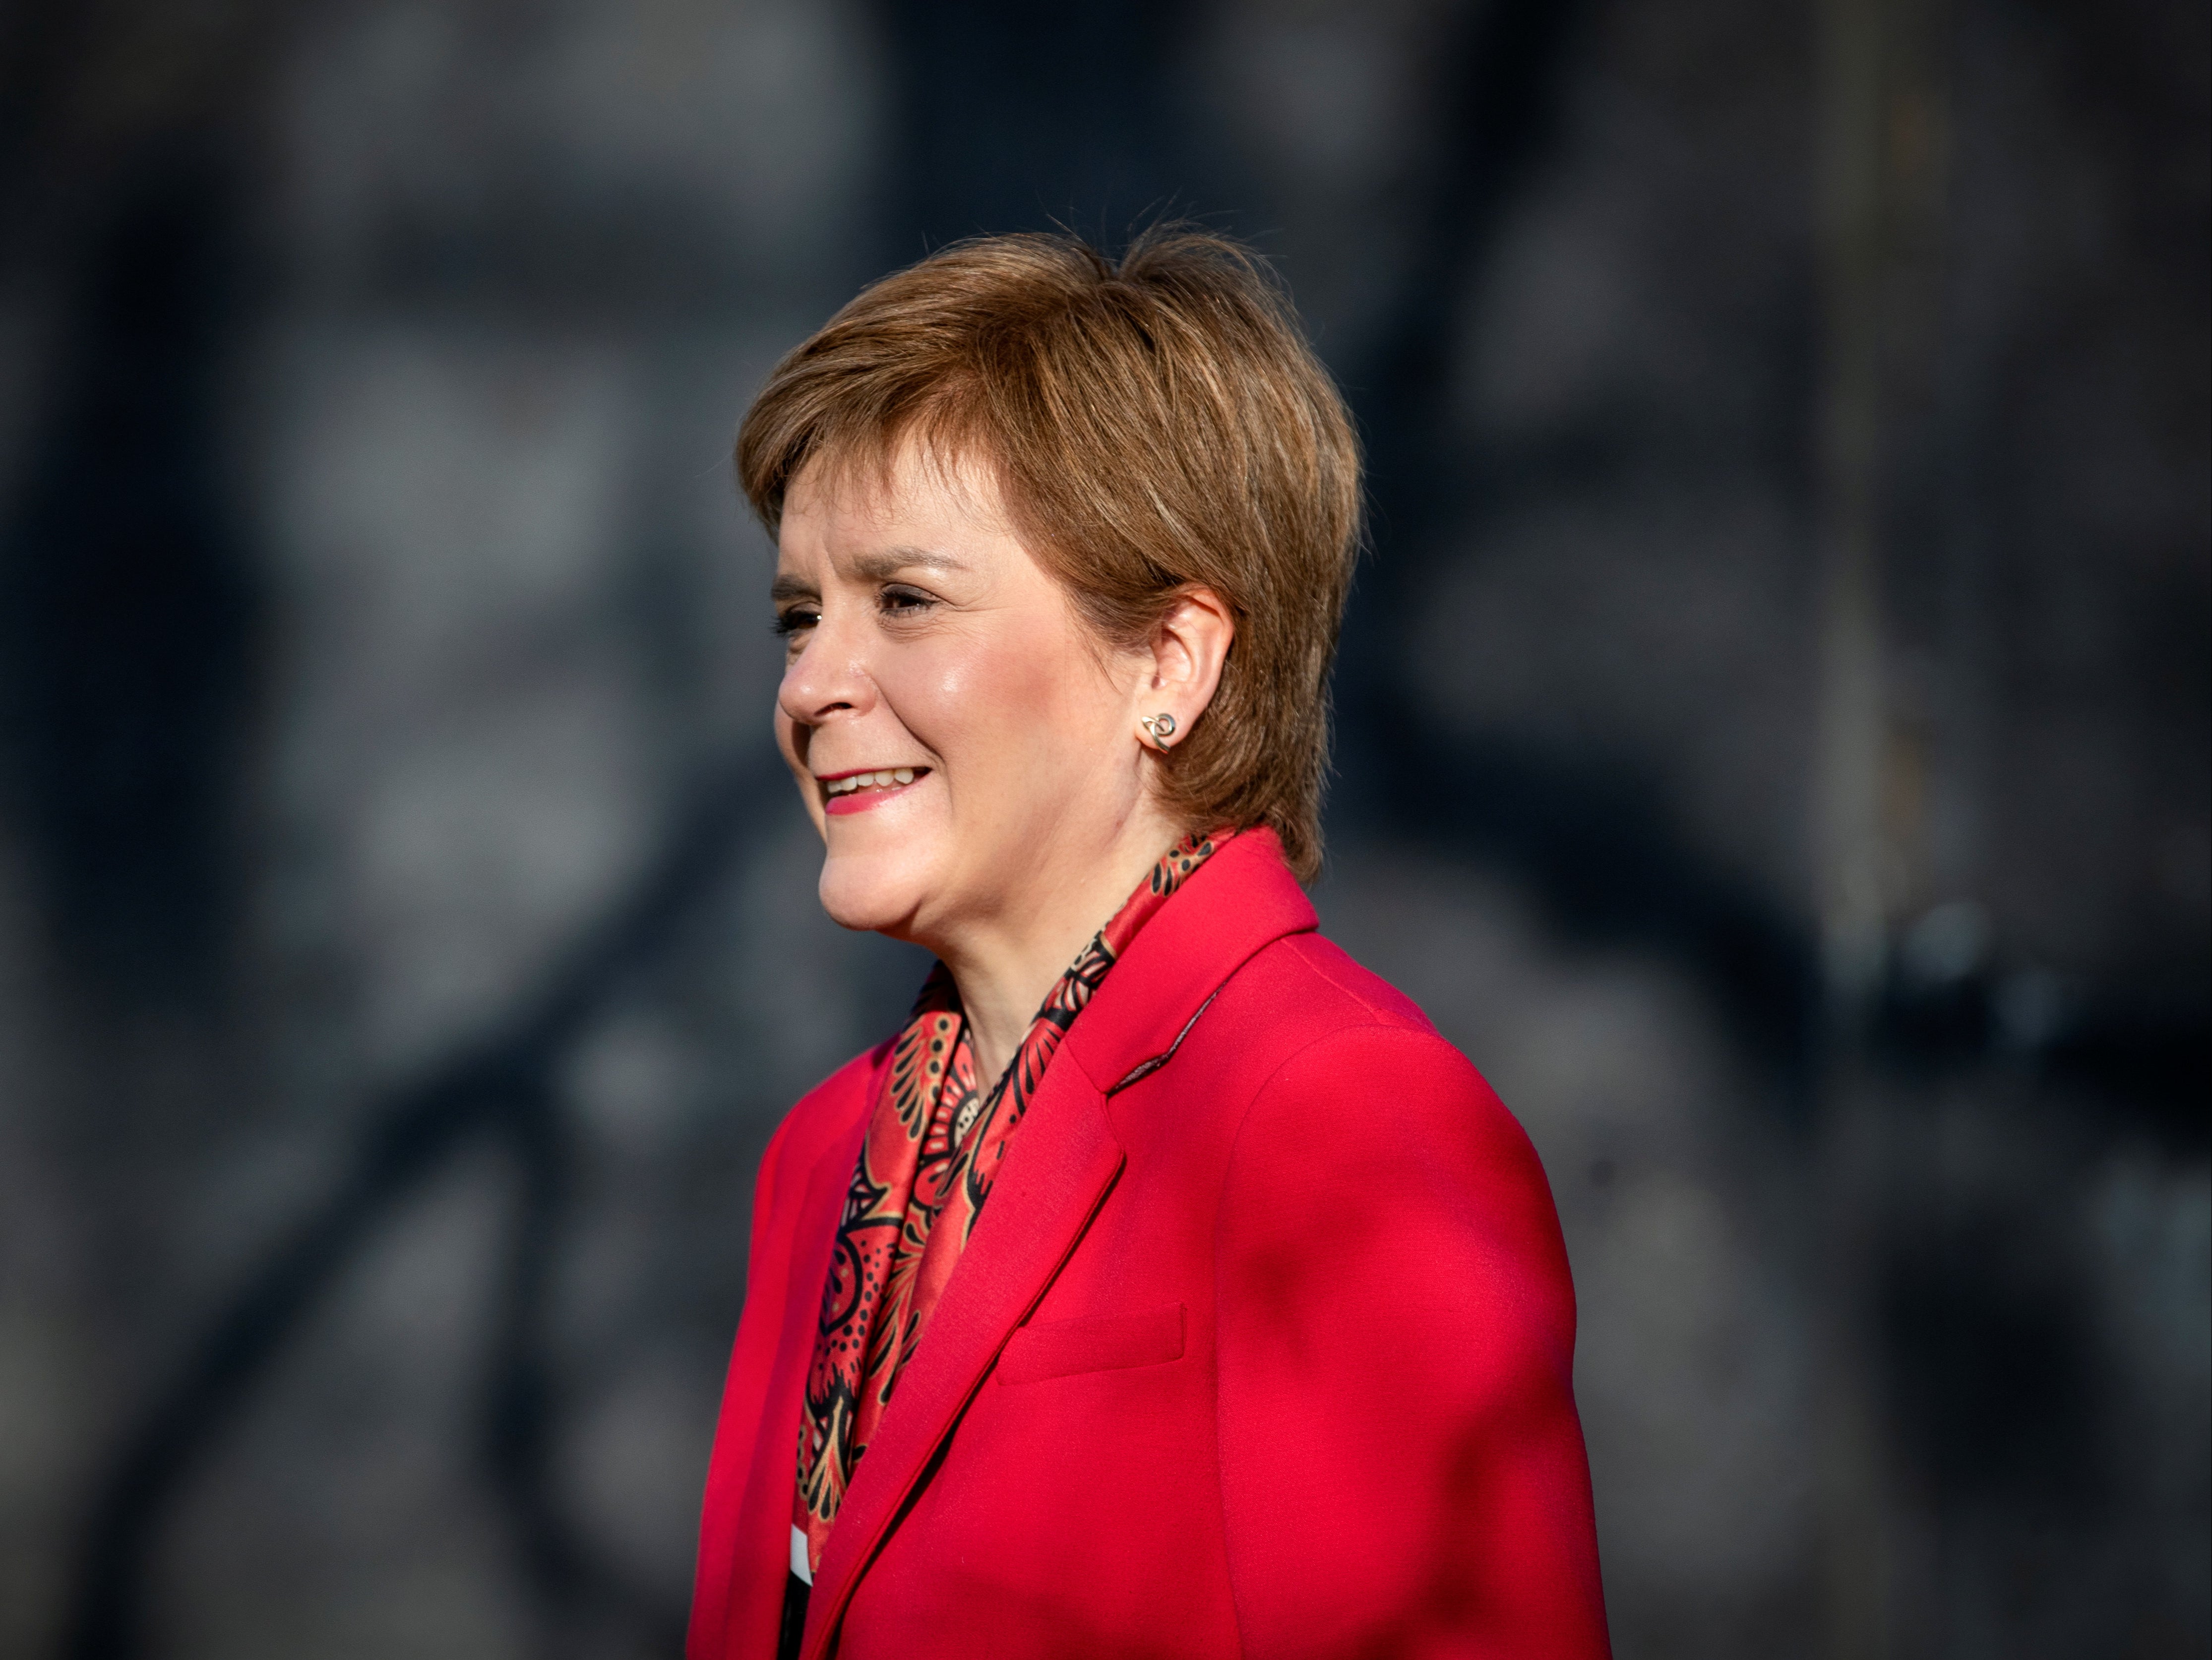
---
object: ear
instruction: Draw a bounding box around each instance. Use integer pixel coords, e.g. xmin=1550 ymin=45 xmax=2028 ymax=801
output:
xmin=1132 ymin=587 xmax=1235 ymax=752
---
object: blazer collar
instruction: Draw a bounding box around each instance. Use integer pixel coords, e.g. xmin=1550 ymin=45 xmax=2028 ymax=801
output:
xmin=1062 ymin=826 xmax=1317 ymax=1096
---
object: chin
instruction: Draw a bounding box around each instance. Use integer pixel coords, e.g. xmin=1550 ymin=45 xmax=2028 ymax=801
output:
xmin=815 ymin=841 xmax=942 ymax=938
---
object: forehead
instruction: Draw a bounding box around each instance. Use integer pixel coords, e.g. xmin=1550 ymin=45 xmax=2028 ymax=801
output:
xmin=780 ymin=438 xmax=1012 ymax=554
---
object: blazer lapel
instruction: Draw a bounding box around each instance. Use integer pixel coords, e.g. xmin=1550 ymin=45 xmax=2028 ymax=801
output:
xmin=799 ymin=1059 xmax=1127 ymax=1657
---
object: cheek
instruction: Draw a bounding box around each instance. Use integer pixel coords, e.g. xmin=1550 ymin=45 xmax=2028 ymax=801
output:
xmin=895 ymin=630 xmax=1106 ymax=779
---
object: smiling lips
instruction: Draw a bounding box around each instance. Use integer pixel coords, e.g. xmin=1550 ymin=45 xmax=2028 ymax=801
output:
xmin=819 ymin=766 xmax=930 ymax=815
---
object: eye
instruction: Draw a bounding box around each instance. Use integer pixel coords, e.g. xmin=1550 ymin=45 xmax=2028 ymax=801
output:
xmin=772 ymin=606 xmax=819 ymax=639
xmin=877 ymin=584 xmax=936 ymax=618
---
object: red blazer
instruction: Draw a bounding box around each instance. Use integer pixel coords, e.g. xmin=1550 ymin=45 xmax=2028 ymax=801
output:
xmin=688 ymin=831 xmax=1610 ymax=1659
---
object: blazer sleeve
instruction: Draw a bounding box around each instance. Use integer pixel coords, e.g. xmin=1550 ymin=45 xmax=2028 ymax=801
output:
xmin=1213 ymin=1024 xmax=1611 ymax=1660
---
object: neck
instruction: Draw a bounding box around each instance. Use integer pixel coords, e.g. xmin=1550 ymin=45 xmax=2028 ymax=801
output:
xmin=933 ymin=802 xmax=1184 ymax=1086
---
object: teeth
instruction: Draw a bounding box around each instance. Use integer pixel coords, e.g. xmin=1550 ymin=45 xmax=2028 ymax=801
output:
xmin=822 ymin=769 xmax=922 ymax=795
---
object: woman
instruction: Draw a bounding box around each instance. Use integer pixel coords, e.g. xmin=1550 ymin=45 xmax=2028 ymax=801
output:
xmin=688 ymin=228 xmax=1610 ymax=1660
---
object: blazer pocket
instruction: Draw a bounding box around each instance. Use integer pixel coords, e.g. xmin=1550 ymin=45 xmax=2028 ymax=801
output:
xmin=996 ymin=1302 xmax=1186 ymax=1387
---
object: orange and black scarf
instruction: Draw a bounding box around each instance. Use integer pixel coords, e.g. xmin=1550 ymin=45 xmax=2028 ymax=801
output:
xmin=792 ymin=830 xmax=1225 ymax=1578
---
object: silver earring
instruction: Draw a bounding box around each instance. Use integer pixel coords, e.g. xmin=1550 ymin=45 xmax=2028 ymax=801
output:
xmin=1140 ymin=712 xmax=1177 ymax=748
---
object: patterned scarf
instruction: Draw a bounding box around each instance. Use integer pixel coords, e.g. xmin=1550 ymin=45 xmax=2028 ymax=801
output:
xmin=793 ymin=830 xmax=1227 ymax=1576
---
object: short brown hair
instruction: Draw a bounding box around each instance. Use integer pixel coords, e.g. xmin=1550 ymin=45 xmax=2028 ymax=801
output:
xmin=736 ymin=226 xmax=1361 ymax=882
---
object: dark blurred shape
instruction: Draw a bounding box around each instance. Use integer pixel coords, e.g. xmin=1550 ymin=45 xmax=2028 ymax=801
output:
xmin=1883 ymin=1213 xmax=2101 ymax=1503
xmin=0 ymin=151 xmax=260 ymax=1002
xmin=873 ymin=0 xmax=1201 ymax=246
xmin=1383 ymin=728 xmax=1820 ymax=1082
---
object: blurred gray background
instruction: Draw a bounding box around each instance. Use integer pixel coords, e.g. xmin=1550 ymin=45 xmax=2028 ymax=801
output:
xmin=0 ymin=0 xmax=2204 ymax=1657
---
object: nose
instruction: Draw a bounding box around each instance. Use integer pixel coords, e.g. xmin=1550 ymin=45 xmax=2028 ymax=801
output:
xmin=777 ymin=611 xmax=876 ymax=737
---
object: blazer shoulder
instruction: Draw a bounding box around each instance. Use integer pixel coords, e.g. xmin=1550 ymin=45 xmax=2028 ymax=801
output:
xmin=1215 ymin=959 xmax=1574 ymax=1347
xmin=1216 ymin=927 xmax=1442 ymax=1049
xmin=1212 ymin=933 xmax=1536 ymax=1156
xmin=1284 ymin=930 xmax=1439 ymax=1026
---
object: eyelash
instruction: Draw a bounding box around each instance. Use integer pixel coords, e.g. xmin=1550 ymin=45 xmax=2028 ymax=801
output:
xmin=771 ymin=586 xmax=937 ymax=638
xmin=877 ymin=584 xmax=935 ymax=616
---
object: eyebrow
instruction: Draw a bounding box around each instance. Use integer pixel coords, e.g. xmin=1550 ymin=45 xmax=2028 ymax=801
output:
xmin=770 ymin=545 xmax=970 ymax=605
xmin=848 ymin=545 xmax=970 ymax=582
